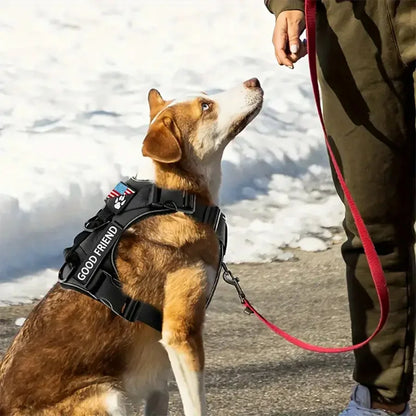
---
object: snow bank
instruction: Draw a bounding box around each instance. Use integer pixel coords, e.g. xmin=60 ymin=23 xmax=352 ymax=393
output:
xmin=0 ymin=0 xmax=343 ymax=304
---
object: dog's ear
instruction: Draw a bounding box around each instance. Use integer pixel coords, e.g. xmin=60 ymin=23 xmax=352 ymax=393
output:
xmin=142 ymin=116 xmax=182 ymax=163
xmin=148 ymin=89 xmax=167 ymax=120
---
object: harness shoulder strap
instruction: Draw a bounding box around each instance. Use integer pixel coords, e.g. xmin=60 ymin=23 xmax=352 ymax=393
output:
xmin=128 ymin=178 xmax=227 ymax=250
xmin=59 ymin=178 xmax=227 ymax=332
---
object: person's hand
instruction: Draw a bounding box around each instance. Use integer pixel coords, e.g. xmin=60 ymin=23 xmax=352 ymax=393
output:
xmin=272 ymin=10 xmax=307 ymax=69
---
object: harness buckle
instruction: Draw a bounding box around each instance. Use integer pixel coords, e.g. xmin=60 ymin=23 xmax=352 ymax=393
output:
xmin=180 ymin=192 xmax=196 ymax=214
xmin=121 ymin=298 xmax=143 ymax=322
xmin=222 ymin=262 xmax=253 ymax=315
xmin=202 ymin=206 xmax=221 ymax=231
xmin=150 ymin=186 xmax=196 ymax=214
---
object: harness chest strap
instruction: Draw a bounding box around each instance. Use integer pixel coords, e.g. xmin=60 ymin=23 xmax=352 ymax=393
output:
xmin=59 ymin=178 xmax=227 ymax=332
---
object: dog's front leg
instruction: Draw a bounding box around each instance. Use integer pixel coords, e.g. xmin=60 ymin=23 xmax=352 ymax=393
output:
xmin=161 ymin=266 xmax=208 ymax=416
xmin=162 ymin=333 xmax=207 ymax=416
xmin=162 ymin=336 xmax=207 ymax=416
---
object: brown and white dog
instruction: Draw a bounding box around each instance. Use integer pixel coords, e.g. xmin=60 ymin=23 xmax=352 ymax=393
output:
xmin=0 ymin=78 xmax=263 ymax=416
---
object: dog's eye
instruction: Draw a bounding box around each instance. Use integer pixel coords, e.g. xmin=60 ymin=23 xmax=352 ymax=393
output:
xmin=201 ymin=102 xmax=210 ymax=111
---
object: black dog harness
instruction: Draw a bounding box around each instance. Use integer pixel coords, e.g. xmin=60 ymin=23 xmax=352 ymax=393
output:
xmin=59 ymin=178 xmax=227 ymax=332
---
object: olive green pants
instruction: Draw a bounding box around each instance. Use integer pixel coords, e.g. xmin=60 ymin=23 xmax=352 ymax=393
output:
xmin=316 ymin=0 xmax=416 ymax=405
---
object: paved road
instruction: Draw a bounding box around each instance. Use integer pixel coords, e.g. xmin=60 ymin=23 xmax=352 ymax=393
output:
xmin=1 ymin=246 xmax=414 ymax=415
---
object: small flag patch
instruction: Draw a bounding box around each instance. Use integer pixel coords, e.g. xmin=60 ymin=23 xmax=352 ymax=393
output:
xmin=107 ymin=182 xmax=135 ymax=199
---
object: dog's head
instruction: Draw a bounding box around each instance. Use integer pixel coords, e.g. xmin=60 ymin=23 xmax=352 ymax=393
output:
xmin=142 ymin=78 xmax=263 ymax=202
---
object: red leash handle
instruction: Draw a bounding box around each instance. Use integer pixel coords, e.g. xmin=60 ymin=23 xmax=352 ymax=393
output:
xmin=235 ymin=0 xmax=389 ymax=353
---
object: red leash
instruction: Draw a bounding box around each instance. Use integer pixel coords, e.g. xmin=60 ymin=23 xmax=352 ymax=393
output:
xmin=224 ymin=0 xmax=389 ymax=353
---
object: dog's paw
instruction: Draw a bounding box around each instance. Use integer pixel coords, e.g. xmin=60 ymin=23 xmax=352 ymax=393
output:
xmin=114 ymin=195 xmax=126 ymax=210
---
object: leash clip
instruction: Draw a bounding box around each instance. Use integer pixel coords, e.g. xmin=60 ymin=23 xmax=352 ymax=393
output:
xmin=222 ymin=263 xmax=253 ymax=315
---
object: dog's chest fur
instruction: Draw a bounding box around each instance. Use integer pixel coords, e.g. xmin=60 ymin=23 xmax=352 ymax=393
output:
xmin=118 ymin=215 xmax=219 ymax=404
xmin=116 ymin=213 xmax=220 ymax=309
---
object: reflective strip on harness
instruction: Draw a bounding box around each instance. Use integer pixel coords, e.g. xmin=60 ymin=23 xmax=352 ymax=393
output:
xmin=75 ymin=224 xmax=122 ymax=284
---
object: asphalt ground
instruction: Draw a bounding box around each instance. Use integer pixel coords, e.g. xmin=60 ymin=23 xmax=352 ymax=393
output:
xmin=1 ymin=246 xmax=415 ymax=415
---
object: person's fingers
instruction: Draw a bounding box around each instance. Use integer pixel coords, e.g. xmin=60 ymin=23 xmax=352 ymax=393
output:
xmin=287 ymin=22 xmax=301 ymax=54
xmin=287 ymin=17 xmax=306 ymax=63
xmin=289 ymin=38 xmax=308 ymax=62
xmin=272 ymin=11 xmax=306 ymax=68
xmin=272 ymin=15 xmax=294 ymax=68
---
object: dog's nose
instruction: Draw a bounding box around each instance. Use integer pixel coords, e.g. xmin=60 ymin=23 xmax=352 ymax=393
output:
xmin=243 ymin=78 xmax=261 ymax=89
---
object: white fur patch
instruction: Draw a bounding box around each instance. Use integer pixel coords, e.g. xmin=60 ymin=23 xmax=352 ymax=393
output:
xmin=161 ymin=341 xmax=207 ymax=416
xmin=213 ymin=84 xmax=263 ymax=137
xmin=104 ymin=389 xmax=127 ymax=416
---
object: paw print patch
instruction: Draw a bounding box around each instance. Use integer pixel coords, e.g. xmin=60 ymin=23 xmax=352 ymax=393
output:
xmin=114 ymin=195 xmax=126 ymax=210
xmin=106 ymin=181 xmax=135 ymax=211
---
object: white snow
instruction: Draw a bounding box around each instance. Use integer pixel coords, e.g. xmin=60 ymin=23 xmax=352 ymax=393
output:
xmin=297 ymin=237 xmax=328 ymax=252
xmin=15 ymin=318 xmax=26 ymax=327
xmin=0 ymin=0 xmax=344 ymax=305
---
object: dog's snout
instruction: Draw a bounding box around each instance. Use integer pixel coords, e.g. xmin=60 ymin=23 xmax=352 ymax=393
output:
xmin=243 ymin=78 xmax=261 ymax=89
